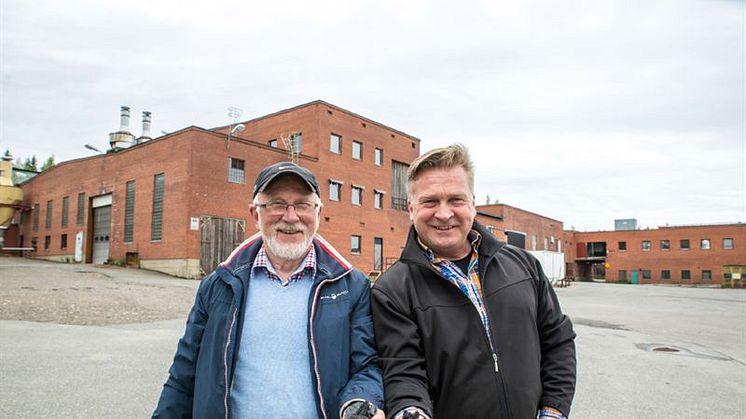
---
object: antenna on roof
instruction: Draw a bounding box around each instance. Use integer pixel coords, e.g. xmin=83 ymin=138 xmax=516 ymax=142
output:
xmin=226 ymin=106 xmax=244 ymax=149
xmin=280 ymin=131 xmax=301 ymax=164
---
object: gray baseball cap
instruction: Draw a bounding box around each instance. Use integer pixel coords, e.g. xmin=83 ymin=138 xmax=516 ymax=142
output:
xmin=252 ymin=161 xmax=320 ymax=198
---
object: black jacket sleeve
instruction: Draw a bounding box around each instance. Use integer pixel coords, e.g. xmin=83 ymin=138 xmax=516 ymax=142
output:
xmin=532 ymin=257 xmax=577 ymax=416
xmin=371 ymin=275 xmax=434 ymax=419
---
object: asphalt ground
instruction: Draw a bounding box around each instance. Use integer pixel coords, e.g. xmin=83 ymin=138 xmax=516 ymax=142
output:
xmin=1 ymin=256 xmax=744 ymax=418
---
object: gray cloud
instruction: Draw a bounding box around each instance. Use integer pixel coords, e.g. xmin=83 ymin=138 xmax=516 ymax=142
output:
xmin=1 ymin=0 xmax=742 ymax=230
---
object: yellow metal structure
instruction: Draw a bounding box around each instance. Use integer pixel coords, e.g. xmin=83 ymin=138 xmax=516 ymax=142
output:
xmin=0 ymin=159 xmax=23 ymax=227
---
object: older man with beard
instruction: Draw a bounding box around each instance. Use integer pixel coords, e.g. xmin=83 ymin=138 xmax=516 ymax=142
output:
xmin=153 ymin=162 xmax=384 ymax=419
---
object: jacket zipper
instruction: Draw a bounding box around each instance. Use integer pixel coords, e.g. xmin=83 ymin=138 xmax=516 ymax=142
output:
xmin=420 ymin=261 xmax=509 ymax=412
xmin=223 ymin=306 xmax=238 ymax=419
xmin=308 ymin=269 xmax=352 ymax=419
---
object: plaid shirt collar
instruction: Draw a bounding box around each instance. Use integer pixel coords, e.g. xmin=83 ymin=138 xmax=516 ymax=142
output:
xmin=252 ymin=244 xmax=317 ymax=286
xmin=418 ymin=229 xmax=482 ymax=265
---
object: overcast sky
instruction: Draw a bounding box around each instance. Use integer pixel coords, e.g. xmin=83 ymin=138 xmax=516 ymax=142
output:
xmin=1 ymin=0 xmax=743 ymax=231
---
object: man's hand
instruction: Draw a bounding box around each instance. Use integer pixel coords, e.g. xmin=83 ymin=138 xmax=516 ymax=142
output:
xmin=341 ymin=401 xmax=380 ymax=419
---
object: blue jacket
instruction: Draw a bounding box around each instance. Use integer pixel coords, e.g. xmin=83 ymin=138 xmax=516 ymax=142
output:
xmin=153 ymin=233 xmax=383 ymax=419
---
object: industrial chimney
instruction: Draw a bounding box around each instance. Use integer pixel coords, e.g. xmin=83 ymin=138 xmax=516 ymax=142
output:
xmin=109 ymin=105 xmax=136 ymax=150
xmin=136 ymin=111 xmax=152 ymax=144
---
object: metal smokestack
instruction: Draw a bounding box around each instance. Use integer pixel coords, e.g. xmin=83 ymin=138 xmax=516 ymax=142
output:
xmin=110 ymin=105 xmax=136 ymax=150
xmin=119 ymin=106 xmax=131 ymax=132
xmin=137 ymin=111 xmax=152 ymax=143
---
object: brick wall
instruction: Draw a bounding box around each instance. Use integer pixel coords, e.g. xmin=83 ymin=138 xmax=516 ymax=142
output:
xmin=566 ymin=224 xmax=745 ymax=285
xmin=18 ymin=101 xmax=420 ymax=275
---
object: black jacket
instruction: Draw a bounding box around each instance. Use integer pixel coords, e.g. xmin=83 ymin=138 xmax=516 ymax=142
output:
xmin=371 ymin=222 xmax=576 ymax=419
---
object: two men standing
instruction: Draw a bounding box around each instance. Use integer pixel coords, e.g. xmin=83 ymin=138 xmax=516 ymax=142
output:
xmin=154 ymin=144 xmax=575 ymax=418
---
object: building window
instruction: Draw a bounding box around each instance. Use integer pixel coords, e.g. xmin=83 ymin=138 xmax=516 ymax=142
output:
xmin=618 ymin=241 xmax=626 ymax=251
xmin=151 ymin=173 xmax=165 ymax=241
xmin=702 ymin=270 xmax=712 ymax=280
xmin=641 ymin=240 xmax=651 ymax=251
xmin=700 ymin=239 xmax=711 ymax=250
xmin=124 ymin=180 xmax=136 ymax=243
xmin=723 ymin=238 xmax=734 ymax=250
xmin=77 ymin=193 xmax=85 ymax=225
xmin=329 ymin=180 xmax=342 ymax=201
xmin=291 ymin=133 xmax=303 ymax=153
xmin=543 ymin=236 xmax=549 ymax=250
xmin=44 ymin=235 xmax=51 ymax=251
xmin=618 ymin=270 xmax=627 ymax=282
xmin=375 ymin=148 xmax=383 ymax=166
xmin=45 ymin=200 xmax=53 ymax=229
xmin=330 ymin=134 xmax=342 ymax=154
xmin=351 ymin=235 xmax=361 ymax=254
xmin=33 ymin=203 xmax=40 ymax=232
xmin=374 ymin=190 xmax=384 ymax=209
xmin=680 ymin=239 xmax=690 ymax=250
xmin=61 ymin=196 xmax=70 ymax=228
xmin=681 ymin=270 xmax=691 ymax=280
xmin=660 ymin=240 xmax=670 ymax=251
xmin=31 ymin=237 xmax=38 ymax=251
xmin=391 ymin=161 xmax=409 ymax=210
xmin=661 ymin=270 xmax=671 ymax=280
xmin=60 ymin=234 xmax=68 ymax=249
xmin=352 ymin=140 xmax=363 ymax=160
xmin=531 ymin=235 xmax=537 ymax=251
xmin=268 ymin=139 xmax=278 ymax=148
xmin=228 ymin=158 xmax=245 ymax=184
xmin=642 ymin=270 xmax=651 ymax=280
xmin=352 ymin=186 xmax=363 ymax=206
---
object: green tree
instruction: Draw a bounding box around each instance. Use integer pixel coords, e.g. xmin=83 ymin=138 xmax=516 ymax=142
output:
xmin=40 ymin=155 xmax=55 ymax=171
xmin=22 ymin=155 xmax=38 ymax=171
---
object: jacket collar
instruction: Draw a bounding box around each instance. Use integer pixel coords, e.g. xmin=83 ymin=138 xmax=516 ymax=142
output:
xmin=218 ymin=232 xmax=353 ymax=281
xmin=400 ymin=220 xmax=506 ymax=265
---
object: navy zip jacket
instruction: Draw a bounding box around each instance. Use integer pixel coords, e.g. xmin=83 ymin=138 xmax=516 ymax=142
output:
xmin=153 ymin=233 xmax=383 ymax=419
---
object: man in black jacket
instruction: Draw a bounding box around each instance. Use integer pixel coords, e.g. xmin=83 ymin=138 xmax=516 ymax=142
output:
xmin=371 ymin=144 xmax=576 ymax=419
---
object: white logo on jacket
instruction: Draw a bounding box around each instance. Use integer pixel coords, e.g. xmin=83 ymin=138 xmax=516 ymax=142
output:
xmin=319 ymin=290 xmax=349 ymax=300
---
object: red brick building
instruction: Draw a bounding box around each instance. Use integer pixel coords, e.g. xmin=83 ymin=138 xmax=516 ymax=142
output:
xmin=476 ymin=204 xmax=567 ymax=281
xmin=13 ymin=101 xmax=420 ymax=278
xmin=564 ymin=224 xmax=745 ymax=285
xmin=476 ymin=204 xmax=564 ymax=251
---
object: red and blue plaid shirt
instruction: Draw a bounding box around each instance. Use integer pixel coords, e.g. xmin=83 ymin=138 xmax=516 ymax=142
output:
xmin=252 ymin=245 xmax=316 ymax=286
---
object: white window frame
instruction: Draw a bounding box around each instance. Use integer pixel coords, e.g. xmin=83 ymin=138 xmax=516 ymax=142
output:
xmin=228 ymin=158 xmax=245 ymax=184
xmin=329 ymin=180 xmax=343 ymax=202
xmin=352 ymin=140 xmax=363 ymax=160
xmin=352 ymin=185 xmax=364 ymax=206
xmin=374 ymin=190 xmax=385 ymax=209
xmin=330 ymin=134 xmax=342 ymax=154
xmin=351 ymin=235 xmax=361 ymax=254
xmin=375 ymin=148 xmax=383 ymax=166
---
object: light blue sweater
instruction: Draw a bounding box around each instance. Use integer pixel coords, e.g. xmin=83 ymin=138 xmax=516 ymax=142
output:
xmin=230 ymin=268 xmax=317 ymax=418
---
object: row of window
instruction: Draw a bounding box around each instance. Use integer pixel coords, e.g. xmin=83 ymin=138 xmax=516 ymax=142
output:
xmin=349 ymin=235 xmax=385 ymax=270
xmin=262 ymin=133 xmax=387 ymax=165
xmin=619 ymin=269 xmax=712 ymax=281
xmin=330 ymin=134 xmax=384 ymax=165
xmin=30 ymin=234 xmax=69 ymax=251
xmin=30 ymin=193 xmax=86 ymax=232
xmin=620 ymin=238 xmax=734 ymax=252
xmin=328 ymin=181 xmax=386 ymax=208
xmin=125 ymin=174 xmax=165 ymax=242
xmin=28 ymin=174 xmax=165 ymax=244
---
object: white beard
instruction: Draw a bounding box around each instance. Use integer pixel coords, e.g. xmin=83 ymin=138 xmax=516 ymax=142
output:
xmin=263 ymin=223 xmax=314 ymax=261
